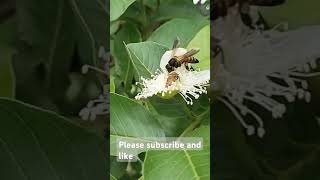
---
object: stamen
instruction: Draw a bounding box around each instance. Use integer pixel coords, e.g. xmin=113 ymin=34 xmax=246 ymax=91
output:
xmin=82 ymin=65 xmax=108 ymax=75
xmin=218 ymin=97 xmax=255 ymax=136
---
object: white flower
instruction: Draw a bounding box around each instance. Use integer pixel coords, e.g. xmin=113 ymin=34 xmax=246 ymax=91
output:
xmin=79 ymin=46 xmax=109 ymax=120
xmin=213 ymin=9 xmax=320 ymax=137
xmin=135 ymin=48 xmax=210 ymax=105
xmin=79 ymin=92 xmax=109 ymax=121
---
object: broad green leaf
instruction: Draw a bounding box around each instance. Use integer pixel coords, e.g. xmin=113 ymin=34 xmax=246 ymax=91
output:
xmin=0 ymin=98 xmax=107 ymax=180
xmin=14 ymin=0 xmax=107 ymax=109
xmin=110 ymin=93 xmax=165 ymax=155
xmin=113 ymin=22 xmax=141 ymax=90
xmin=15 ymin=0 xmax=75 ymax=106
xmin=0 ymin=19 xmax=16 ymax=98
xmin=70 ymin=0 xmax=109 ymax=65
xmin=111 ymin=21 xmax=121 ymax=35
xmin=152 ymin=0 xmax=205 ymax=21
xmin=148 ymin=18 xmax=209 ymax=48
xmin=143 ymin=126 xmax=210 ymax=180
xmin=0 ymin=46 xmax=15 ymax=98
xmin=144 ymin=0 xmax=158 ymax=9
xmin=126 ymin=42 xmax=168 ymax=78
xmin=147 ymin=96 xmax=194 ymax=137
xmin=110 ymin=156 xmax=127 ymax=178
xmin=186 ymin=25 xmax=210 ymax=70
xmin=110 ymin=0 xmax=136 ymax=21
xmin=260 ymin=0 xmax=320 ymax=29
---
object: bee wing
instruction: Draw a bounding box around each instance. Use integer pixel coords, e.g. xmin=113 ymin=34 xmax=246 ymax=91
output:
xmin=171 ymin=37 xmax=180 ymax=57
xmin=176 ymin=48 xmax=200 ymax=60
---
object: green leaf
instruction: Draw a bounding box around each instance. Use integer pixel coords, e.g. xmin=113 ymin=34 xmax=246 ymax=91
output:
xmin=0 ymin=98 xmax=107 ymax=180
xmin=186 ymin=25 xmax=210 ymax=70
xmin=110 ymin=93 xmax=165 ymax=155
xmin=0 ymin=45 xmax=15 ymax=98
xmin=110 ymin=156 xmax=127 ymax=178
xmin=144 ymin=0 xmax=158 ymax=9
xmin=111 ymin=21 xmax=121 ymax=35
xmin=147 ymin=96 xmax=194 ymax=137
xmin=15 ymin=0 xmax=75 ymax=106
xmin=70 ymin=0 xmax=109 ymax=65
xmin=113 ymin=22 xmax=141 ymax=90
xmin=143 ymin=126 xmax=210 ymax=180
xmin=152 ymin=0 xmax=205 ymax=21
xmin=126 ymin=41 xmax=168 ymax=78
xmin=148 ymin=18 xmax=209 ymax=48
xmin=14 ymin=0 xmax=107 ymax=109
xmin=0 ymin=18 xmax=17 ymax=99
xmin=260 ymin=0 xmax=320 ymax=28
xmin=110 ymin=0 xmax=136 ymax=21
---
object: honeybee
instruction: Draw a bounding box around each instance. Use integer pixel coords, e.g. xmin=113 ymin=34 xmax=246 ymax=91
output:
xmin=165 ymin=38 xmax=200 ymax=73
xmin=165 ymin=72 xmax=179 ymax=87
xmin=165 ymin=38 xmax=200 ymax=87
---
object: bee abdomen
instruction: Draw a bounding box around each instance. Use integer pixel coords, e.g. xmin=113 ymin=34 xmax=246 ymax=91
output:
xmin=189 ymin=57 xmax=199 ymax=63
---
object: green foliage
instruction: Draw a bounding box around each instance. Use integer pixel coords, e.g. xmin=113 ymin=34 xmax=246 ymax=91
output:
xmin=13 ymin=0 xmax=108 ymax=112
xmin=0 ymin=45 xmax=15 ymax=98
xmin=0 ymin=18 xmax=16 ymax=98
xmin=187 ymin=25 xmax=210 ymax=70
xmin=260 ymin=0 xmax=320 ymax=29
xmin=0 ymin=98 xmax=107 ymax=180
xmin=126 ymin=42 xmax=168 ymax=78
xmin=110 ymin=0 xmax=136 ymax=21
xmin=110 ymin=0 xmax=210 ymax=179
xmin=0 ymin=0 xmax=108 ymax=179
xmin=144 ymin=126 xmax=210 ymax=180
xmin=148 ymin=18 xmax=209 ymax=48
xmin=110 ymin=92 xmax=165 ymax=141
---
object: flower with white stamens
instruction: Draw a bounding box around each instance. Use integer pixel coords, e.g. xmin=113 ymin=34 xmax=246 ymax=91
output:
xmin=135 ymin=48 xmax=210 ymax=105
xmin=213 ymin=8 xmax=320 ymax=137
xmin=79 ymin=46 xmax=109 ymax=120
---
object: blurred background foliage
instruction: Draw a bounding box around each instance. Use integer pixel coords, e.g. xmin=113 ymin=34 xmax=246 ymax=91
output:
xmin=0 ymin=0 xmax=108 ymax=179
xmin=213 ymin=0 xmax=320 ymax=180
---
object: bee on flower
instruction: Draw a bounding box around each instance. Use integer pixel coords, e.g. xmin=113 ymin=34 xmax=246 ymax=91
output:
xmin=135 ymin=39 xmax=210 ymax=105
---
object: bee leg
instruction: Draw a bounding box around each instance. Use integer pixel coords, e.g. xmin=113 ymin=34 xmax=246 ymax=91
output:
xmin=185 ymin=64 xmax=189 ymax=70
xmin=185 ymin=64 xmax=195 ymax=71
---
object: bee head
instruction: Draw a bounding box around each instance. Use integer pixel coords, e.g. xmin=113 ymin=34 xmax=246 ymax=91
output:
xmin=168 ymin=58 xmax=179 ymax=67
